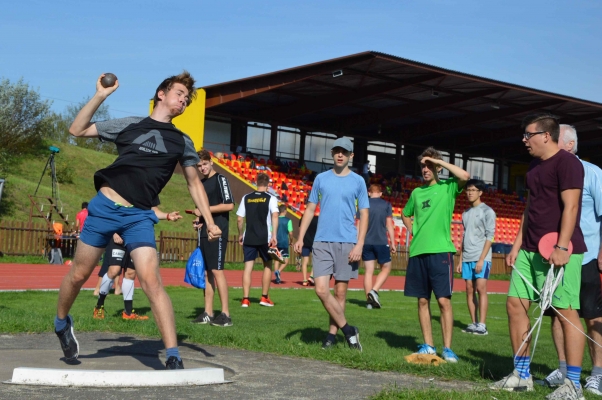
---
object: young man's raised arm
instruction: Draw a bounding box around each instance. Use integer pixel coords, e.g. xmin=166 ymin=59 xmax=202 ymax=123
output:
xmin=69 ymin=74 xmax=118 ymax=138
xmin=422 ymin=156 xmax=471 ymax=188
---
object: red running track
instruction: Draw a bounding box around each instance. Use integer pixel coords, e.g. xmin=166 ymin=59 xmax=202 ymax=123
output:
xmin=0 ymin=264 xmax=510 ymax=293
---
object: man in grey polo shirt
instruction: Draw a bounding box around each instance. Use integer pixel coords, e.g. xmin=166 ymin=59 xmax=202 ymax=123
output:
xmin=455 ymin=179 xmax=496 ymax=336
xmin=294 ymin=137 xmax=369 ymax=351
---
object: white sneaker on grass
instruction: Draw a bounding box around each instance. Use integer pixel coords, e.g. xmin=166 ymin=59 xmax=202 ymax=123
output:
xmin=585 ymin=374 xmax=602 ymax=396
xmin=489 ymin=369 xmax=534 ymax=392
xmin=545 ymin=378 xmax=585 ymax=400
xmin=535 ymin=369 xmax=565 ymax=388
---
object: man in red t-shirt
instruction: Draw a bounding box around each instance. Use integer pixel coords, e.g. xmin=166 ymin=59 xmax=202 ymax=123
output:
xmin=75 ymin=202 xmax=89 ymax=234
xmin=491 ymin=113 xmax=586 ymax=398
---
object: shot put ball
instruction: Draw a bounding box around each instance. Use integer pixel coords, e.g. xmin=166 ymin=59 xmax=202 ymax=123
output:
xmin=101 ymin=73 xmax=117 ymax=88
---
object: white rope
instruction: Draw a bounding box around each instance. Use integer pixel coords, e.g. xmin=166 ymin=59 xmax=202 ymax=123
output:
xmin=512 ymin=263 xmax=602 ymax=366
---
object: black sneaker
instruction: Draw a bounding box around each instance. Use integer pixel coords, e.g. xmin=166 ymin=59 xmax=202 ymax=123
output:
xmin=345 ymin=326 xmax=362 ymax=352
xmin=165 ymin=356 xmax=184 ymax=370
xmin=211 ymin=313 xmax=233 ymax=327
xmin=368 ymin=290 xmax=381 ymax=308
xmin=322 ymin=338 xmax=336 ymax=350
xmin=192 ymin=311 xmax=213 ymax=324
xmin=55 ymin=314 xmax=79 ymax=362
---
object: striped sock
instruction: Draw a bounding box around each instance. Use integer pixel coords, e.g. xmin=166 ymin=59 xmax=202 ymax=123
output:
xmin=566 ymin=365 xmax=581 ymax=388
xmin=514 ymin=355 xmax=531 ymax=379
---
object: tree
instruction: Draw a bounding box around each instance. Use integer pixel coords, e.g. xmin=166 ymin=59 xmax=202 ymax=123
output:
xmin=0 ymin=78 xmax=52 ymax=175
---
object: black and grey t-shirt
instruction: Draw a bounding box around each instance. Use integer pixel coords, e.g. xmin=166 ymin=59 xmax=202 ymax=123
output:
xmin=236 ymin=191 xmax=278 ymax=246
xmin=363 ymin=197 xmax=392 ymax=245
xmin=94 ymin=117 xmax=199 ymax=210
xmin=199 ymin=173 xmax=234 ymax=238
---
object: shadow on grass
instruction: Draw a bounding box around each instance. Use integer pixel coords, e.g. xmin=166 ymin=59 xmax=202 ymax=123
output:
xmin=232 ymin=296 xmax=261 ymax=304
xmin=190 ymin=307 xmax=224 ymax=319
xmin=285 ymin=327 xmax=329 ymax=345
xmin=466 ymin=349 xmax=549 ymax=381
xmin=375 ymin=331 xmax=419 ymax=352
xmin=431 ymin=315 xmax=467 ymax=331
xmin=348 ymin=298 xmax=370 ymax=308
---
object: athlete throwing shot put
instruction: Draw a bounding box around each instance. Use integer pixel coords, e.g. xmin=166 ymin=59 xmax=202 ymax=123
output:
xmin=55 ymin=72 xmax=221 ymax=369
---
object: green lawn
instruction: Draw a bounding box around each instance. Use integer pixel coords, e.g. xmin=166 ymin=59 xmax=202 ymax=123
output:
xmin=0 ymin=287 xmax=594 ymax=399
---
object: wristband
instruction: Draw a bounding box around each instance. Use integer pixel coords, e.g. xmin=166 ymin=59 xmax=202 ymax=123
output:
xmin=166 ymin=213 xmax=172 ymax=221
xmin=554 ymin=244 xmax=568 ymax=251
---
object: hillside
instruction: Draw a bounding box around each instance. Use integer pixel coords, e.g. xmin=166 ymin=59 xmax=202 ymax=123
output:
xmin=1 ymin=143 xmax=238 ymax=236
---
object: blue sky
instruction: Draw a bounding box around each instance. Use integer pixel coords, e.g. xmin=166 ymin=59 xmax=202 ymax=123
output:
xmin=2 ymin=0 xmax=601 ymax=118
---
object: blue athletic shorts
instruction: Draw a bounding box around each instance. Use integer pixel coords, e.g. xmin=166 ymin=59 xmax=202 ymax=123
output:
xmin=461 ymin=261 xmax=491 ymax=280
xmin=362 ymin=244 xmax=392 ymax=264
xmin=243 ymin=244 xmax=270 ymax=263
xmin=301 ymin=246 xmax=313 ymax=257
xmin=80 ymin=191 xmax=159 ymax=251
xmin=404 ymin=252 xmax=454 ymax=299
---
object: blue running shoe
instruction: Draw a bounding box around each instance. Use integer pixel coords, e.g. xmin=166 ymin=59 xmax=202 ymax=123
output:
xmin=274 ymin=270 xmax=281 ymax=284
xmin=442 ymin=347 xmax=459 ymax=363
xmin=416 ymin=344 xmax=436 ymax=355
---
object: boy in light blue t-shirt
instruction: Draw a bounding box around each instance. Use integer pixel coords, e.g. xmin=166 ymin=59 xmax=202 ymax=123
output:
xmin=295 ymin=137 xmax=369 ymax=351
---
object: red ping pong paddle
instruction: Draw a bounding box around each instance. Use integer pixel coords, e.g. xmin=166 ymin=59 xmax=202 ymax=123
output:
xmin=538 ymin=232 xmax=573 ymax=260
xmin=185 ymin=210 xmax=195 ymax=214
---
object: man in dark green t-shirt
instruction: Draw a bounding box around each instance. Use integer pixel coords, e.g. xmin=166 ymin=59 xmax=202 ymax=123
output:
xmin=401 ymin=146 xmax=469 ymax=363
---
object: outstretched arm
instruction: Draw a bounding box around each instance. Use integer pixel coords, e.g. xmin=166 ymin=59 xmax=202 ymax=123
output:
xmin=69 ymin=74 xmax=119 ymax=138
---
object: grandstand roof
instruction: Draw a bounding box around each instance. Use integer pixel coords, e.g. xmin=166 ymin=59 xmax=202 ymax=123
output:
xmin=204 ymin=51 xmax=602 ymax=163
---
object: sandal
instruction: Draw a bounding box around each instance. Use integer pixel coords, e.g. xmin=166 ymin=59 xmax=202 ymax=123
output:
xmin=302 ymin=280 xmax=309 ymax=286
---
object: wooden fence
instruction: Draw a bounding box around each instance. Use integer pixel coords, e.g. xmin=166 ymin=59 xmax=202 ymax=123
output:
xmin=0 ymin=221 xmax=512 ymax=274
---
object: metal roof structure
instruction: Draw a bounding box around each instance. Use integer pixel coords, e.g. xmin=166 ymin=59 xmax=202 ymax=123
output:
xmin=204 ymin=51 xmax=602 ymax=164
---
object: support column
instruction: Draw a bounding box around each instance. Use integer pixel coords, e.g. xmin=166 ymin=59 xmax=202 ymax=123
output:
xmin=497 ymin=159 xmax=505 ymax=191
xmin=299 ymin=130 xmax=307 ymax=163
xmin=396 ymin=143 xmax=404 ymax=175
xmin=269 ymin=125 xmax=278 ymax=161
xmin=230 ymin=120 xmax=247 ymax=153
xmin=449 ymin=152 xmax=456 ymax=166
xmin=353 ymin=137 xmax=368 ymax=171
xmin=462 ymin=155 xmax=468 ymax=171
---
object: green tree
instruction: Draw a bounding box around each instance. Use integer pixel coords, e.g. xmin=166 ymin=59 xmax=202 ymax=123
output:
xmin=0 ymin=78 xmax=52 ymax=175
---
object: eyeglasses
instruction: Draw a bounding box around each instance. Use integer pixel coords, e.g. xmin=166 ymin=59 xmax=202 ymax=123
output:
xmin=523 ymin=131 xmax=547 ymax=141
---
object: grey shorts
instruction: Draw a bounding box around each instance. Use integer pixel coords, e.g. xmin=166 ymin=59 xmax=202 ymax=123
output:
xmin=312 ymin=242 xmax=359 ymax=281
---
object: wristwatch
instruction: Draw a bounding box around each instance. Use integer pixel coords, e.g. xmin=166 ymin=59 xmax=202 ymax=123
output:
xmin=554 ymin=244 xmax=569 ymax=251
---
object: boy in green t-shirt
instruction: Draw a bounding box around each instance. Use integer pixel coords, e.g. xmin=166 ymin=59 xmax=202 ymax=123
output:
xmin=401 ymin=146 xmax=469 ymax=363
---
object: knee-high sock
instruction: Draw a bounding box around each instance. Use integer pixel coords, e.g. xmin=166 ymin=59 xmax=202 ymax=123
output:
xmin=122 ymin=278 xmax=135 ymax=314
xmin=96 ymin=273 xmax=113 ymax=307
xmin=99 ymin=273 xmax=113 ymax=295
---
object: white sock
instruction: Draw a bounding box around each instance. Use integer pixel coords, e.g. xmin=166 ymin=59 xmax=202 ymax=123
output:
xmin=99 ymin=273 xmax=113 ymax=296
xmin=122 ymin=278 xmax=134 ymax=301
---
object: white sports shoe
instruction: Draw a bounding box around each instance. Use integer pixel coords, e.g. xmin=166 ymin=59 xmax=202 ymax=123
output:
xmin=585 ymin=374 xmax=602 ymax=396
xmin=546 ymin=378 xmax=585 ymax=400
xmin=489 ymin=369 xmax=534 ymax=392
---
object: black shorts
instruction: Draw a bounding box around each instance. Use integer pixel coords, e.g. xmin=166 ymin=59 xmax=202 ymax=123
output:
xmin=243 ymin=244 xmax=270 ymax=263
xmin=404 ymin=252 xmax=454 ymax=299
xmin=362 ymin=244 xmax=392 ymax=264
xmin=98 ymin=240 xmax=134 ymax=277
xmin=199 ymin=237 xmax=227 ymax=271
xmin=277 ymin=247 xmax=290 ymax=259
xmin=302 ymin=246 xmax=313 ymax=257
xmin=543 ymin=259 xmax=602 ymax=318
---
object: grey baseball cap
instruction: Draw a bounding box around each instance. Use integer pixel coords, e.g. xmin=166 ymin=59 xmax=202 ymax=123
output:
xmin=331 ymin=137 xmax=353 ymax=152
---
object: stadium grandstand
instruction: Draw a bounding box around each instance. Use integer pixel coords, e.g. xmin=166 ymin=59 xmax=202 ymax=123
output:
xmin=180 ymin=51 xmax=602 ymax=250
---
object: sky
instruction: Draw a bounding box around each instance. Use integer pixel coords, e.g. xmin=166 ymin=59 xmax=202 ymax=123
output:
xmin=2 ymin=0 xmax=601 ymax=119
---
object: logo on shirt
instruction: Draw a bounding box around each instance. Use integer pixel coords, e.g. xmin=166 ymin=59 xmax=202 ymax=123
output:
xmin=220 ymin=176 xmax=231 ymax=201
xmin=247 ymin=198 xmax=267 ymax=203
xmin=132 ymin=130 xmax=167 ymax=154
xmin=422 ymin=200 xmax=431 ymax=209
xmin=112 ymin=249 xmax=125 ymax=259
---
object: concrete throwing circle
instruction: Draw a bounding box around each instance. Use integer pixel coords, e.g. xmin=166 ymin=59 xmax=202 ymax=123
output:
xmin=0 ymin=333 xmax=234 ymax=387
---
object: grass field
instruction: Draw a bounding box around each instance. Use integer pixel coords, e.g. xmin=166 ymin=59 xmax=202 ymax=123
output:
xmin=0 ymin=285 xmax=595 ymax=399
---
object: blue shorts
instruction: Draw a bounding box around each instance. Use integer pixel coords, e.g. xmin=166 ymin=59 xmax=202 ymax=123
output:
xmin=461 ymin=261 xmax=491 ymax=280
xmin=80 ymin=191 xmax=159 ymax=252
xmin=277 ymin=247 xmax=290 ymax=259
xmin=362 ymin=244 xmax=392 ymax=264
xmin=404 ymin=253 xmax=454 ymax=299
xmin=243 ymin=244 xmax=270 ymax=263
xmin=301 ymin=246 xmax=313 ymax=257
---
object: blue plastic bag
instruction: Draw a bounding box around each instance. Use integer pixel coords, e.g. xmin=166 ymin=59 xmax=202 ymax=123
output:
xmin=184 ymin=231 xmax=206 ymax=289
